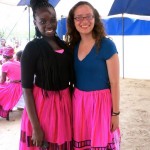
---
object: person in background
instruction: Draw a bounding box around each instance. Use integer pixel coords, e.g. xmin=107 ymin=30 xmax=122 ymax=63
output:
xmin=0 ymin=38 xmax=7 ymax=64
xmin=19 ymin=0 xmax=73 ymax=149
xmin=16 ymin=50 xmax=23 ymax=62
xmin=15 ymin=50 xmax=25 ymax=110
xmin=0 ymin=46 xmax=22 ymax=120
xmin=0 ymin=38 xmax=6 ymax=48
xmin=65 ymin=1 xmax=121 ymax=149
xmin=14 ymin=40 xmax=21 ymax=54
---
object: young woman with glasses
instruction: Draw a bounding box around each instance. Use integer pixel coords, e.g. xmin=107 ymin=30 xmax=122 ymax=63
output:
xmin=65 ymin=1 xmax=121 ymax=150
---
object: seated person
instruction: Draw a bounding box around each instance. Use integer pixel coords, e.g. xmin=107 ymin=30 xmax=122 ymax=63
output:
xmin=0 ymin=46 xmax=22 ymax=120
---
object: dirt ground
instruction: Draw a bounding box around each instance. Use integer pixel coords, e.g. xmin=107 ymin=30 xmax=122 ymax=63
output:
xmin=0 ymin=78 xmax=150 ymax=150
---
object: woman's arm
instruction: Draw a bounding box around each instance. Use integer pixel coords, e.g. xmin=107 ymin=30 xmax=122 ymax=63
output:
xmin=0 ymin=72 xmax=6 ymax=83
xmin=23 ymin=88 xmax=44 ymax=147
xmin=107 ymin=53 xmax=120 ymax=132
xmin=21 ymin=42 xmax=44 ymax=146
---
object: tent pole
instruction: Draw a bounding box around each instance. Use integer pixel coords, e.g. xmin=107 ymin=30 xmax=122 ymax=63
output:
xmin=6 ymin=7 xmax=27 ymax=40
xmin=28 ymin=6 xmax=30 ymax=41
xmin=122 ymin=13 xmax=124 ymax=79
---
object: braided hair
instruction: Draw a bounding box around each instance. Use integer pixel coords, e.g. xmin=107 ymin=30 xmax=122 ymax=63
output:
xmin=30 ymin=0 xmax=55 ymax=38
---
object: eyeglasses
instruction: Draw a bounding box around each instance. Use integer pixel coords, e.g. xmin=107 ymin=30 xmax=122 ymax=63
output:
xmin=74 ymin=15 xmax=94 ymax=22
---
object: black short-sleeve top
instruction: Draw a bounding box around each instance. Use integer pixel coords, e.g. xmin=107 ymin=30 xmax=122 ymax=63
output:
xmin=21 ymin=38 xmax=74 ymax=91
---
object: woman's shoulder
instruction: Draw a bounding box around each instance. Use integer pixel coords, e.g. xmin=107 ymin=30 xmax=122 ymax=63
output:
xmin=100 ymin=36 xmax=118 ymax=58
xmin=22 ymin=39 xmax=42 ymax=58
xmin=24 ymin=40 xmax=35 ymax=50
xmin=24 ymin=39 xmax=43 ymax=51
xmin=25 ymin=38 xmax=45 ymax=45
xmin=101 ymin=36 xmax=116 ymax=46
xmin=13 ymin=60 xmax=20 ymax=64
xmin=2 ymin=61 xmax=12 ymax=68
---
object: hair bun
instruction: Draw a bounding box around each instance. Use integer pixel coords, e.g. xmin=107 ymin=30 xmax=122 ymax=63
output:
xmin=30 ymin=0 xmax=49 ymax=9
xmin=30 ymin=0 xmax=36 ymax=8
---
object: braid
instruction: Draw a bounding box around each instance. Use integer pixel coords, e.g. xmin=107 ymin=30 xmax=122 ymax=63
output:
xmin=34 ymin=38 xmax=62 ymax=92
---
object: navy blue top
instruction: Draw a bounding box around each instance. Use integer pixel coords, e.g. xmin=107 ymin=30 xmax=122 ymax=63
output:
xmin=74 ymin=37 xmax=118 ymax=91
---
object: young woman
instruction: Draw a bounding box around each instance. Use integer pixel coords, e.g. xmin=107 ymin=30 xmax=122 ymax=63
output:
xmin=16 ymin=50 xmax=23 ymax=62
xmin=19 ymin=0 xmax=73 ymax=149
xmin=66 ymin=1 xmax=121 ymax=150
xmin=0 ymin=38 xmax=7 ymax=64
xmin=0 ymin=46 xmax=22 ymax=120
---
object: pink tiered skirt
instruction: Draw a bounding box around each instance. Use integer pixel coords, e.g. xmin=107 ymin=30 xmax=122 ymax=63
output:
xmin=0 ymin=82 xmax=22 ymax=118
xmin=72 ymin=88 xmax=121 ymax=150
xmin=19 ymin=85 xmax=72 ymax=150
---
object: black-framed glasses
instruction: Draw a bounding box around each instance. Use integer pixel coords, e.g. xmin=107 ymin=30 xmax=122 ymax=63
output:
xmin=74 ymin=15 xmax=94 ymax=22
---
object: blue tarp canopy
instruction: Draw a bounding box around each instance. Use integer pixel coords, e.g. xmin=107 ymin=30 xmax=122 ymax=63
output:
xmin=102 ymin=17 xmax=150 ymax=35
xmin=57 ymin=16 xmax=150 ymax=38
xmin=108 ymin=0 xmax=150 ymax=16
xmin=57 ymin=0 xmax=150 ymax=37
xmin=107 ymin=0 xmax=150 ymax=79
xmin=107 ymin=0 xmax=150 ymax=35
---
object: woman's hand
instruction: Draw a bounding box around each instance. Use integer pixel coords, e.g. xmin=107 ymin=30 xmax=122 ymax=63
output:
xmin=110 ymin=115 xmax=119 ymax=132
xmin=32 ymin=126 xmax=44 ymax=147
xmin=23 ymin=88 xmax=44 ymax=147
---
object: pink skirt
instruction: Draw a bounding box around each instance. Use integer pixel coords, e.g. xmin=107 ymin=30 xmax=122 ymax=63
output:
xmin=73 ymin=88 xmax=121 ymax=150
xmin=19 ymin=85 xmax=72 ymax=150
xmin=0 ymin=82 xmax=22 ymax=118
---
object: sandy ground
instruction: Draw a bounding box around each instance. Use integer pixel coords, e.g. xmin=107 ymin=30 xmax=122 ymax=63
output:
xmin=0 ymin=78 xmax=150 ymax=150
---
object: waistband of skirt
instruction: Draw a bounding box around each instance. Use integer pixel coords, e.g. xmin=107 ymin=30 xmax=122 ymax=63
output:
xmin=74 ymin=87 xmax=110 ymax=94
xmin=10 ymin=80 xmax=21 ymax=83
xmin=34 ymin=84 xmax=70 ymax=92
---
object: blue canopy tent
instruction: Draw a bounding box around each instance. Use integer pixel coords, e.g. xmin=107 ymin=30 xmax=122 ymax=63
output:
xmin=17 ymin=0 xmax=60 ymax=41
xmin=103 ymin=17 xmax=150 ymax=35
xmin=57 ymin=17 xmax=67 ymax=39
xmin=108 ymin=0 xmax=150 ymax=78
xmin=108 ymin=0 xmax=150 ymax=16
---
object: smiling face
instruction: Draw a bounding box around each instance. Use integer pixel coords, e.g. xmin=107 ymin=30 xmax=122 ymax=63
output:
xmin=34 ymin=7 xmax=57 ymax=38
xmin=74 ymin=4 xmax=95 ymax=36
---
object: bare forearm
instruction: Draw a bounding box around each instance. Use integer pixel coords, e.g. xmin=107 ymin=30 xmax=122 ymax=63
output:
xmin=23 ymin=88 xmax=41 ymax=129
xmin=110 ymin=82 xmax=120 ymax=112
xmin=0 ymin=72 xmax=6 ymax=83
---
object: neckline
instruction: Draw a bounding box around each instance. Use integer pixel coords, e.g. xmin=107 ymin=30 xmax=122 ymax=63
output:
xmin=77 ymin=43 xmax=95 ymax=62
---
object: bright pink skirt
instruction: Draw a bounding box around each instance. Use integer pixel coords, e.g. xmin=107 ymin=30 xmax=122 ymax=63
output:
xmin=72 ymin=88 xmax=121 ymax=150
xmin=0 ymin=82 xmax=22 ymax=118
xmin=19 ymin=85 xmax=72 ymax=150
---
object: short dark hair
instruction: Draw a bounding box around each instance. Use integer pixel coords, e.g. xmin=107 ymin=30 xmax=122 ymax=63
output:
xmin=16 ymin=50 xmax=23 ymax=61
